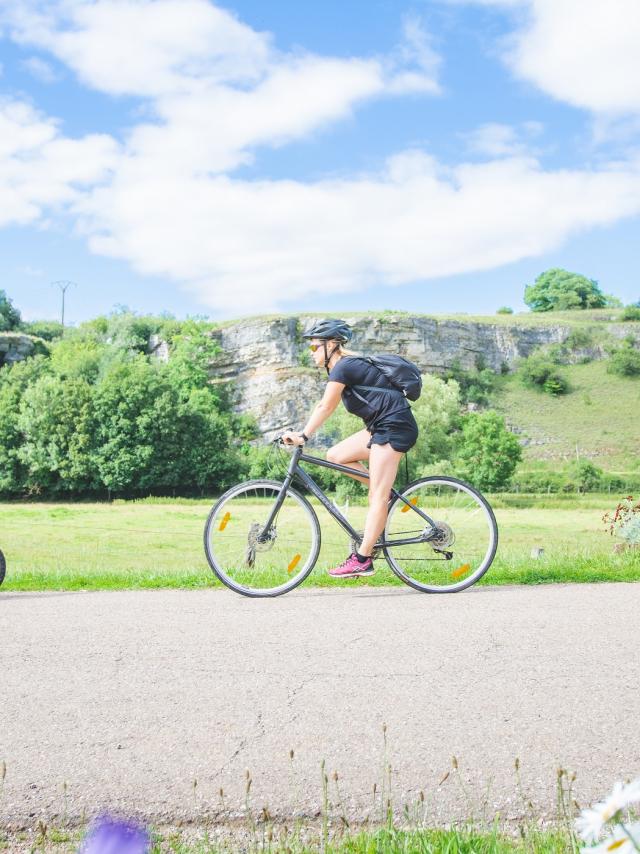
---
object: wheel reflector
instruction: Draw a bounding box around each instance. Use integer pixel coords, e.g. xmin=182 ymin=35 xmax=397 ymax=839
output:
xmin=452 ymin=563 xmax=470 ymax=578
xmin=401 ymin=496 xmax=419 ymax=513
xmin=218 ymin=512 xmax=231 ymax=531
xmin=288 ymin=554 xmax=301 ymax=573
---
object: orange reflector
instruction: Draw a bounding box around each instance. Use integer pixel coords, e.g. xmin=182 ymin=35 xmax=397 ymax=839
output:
xmin=452 ymin=563 xmax=470 ymax=579
xmin=288 ymin=554 xmax=301 ymax=573
xmin=401 ymin=496 xmax=418 ymax=513
xmin=607 ymin=841 xmax=627 ymax=852
xmin=218 ymin=512 xmax=231 ymax=531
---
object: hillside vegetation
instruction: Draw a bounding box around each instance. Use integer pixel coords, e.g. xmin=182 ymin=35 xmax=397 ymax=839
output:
xmin=493 ymin=360 xmax=640 ymax=471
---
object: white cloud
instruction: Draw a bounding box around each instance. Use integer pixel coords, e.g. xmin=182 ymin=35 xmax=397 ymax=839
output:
xmin=4 ymin=0 xmax=272 ymax=96
xmin=387 ymin=14 xmax=441 ymax=94
xmin=509 ymin=1 xmax=640 ymax=114
xmin=75 ymin=148 xmax=640 ymax=313
xmin=20 ymin=55 xmax=60 ymax=83
xmin=463 ymin=121 xmax=543 ymax=156
xmin=0 ymin=99 xmax=118 ymax=227
xmin=460 ymin=0 xmax=640 ymax=115
xmin=3 ymin=0 xmax=439 ymax=101
xmin=2 ymin=0 xmax=441 ymax=178
xmin=2 ymin=0 xmax=640 ymax=315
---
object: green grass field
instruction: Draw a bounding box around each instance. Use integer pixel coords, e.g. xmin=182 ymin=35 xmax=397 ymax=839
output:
xmin=1 ymin=494 xmax=638 ymax=591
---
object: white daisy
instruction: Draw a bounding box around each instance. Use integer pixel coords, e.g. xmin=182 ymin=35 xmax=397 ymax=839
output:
xmin=576 ymin=780 xmax=640 ymax=844
xmin=580 ymin=822 xmax=640 ymax=854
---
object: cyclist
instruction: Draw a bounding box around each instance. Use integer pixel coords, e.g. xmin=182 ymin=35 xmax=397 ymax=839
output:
xmin=281 ymin=318 xmax=419 ymax=578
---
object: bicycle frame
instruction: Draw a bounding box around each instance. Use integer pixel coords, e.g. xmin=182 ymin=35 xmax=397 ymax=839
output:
xmin=258 ymin=444 xmax=439 ymax=548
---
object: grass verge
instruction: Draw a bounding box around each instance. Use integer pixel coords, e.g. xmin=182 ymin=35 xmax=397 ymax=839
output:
xmin=1 ymin=496 xmax=639 ymax=591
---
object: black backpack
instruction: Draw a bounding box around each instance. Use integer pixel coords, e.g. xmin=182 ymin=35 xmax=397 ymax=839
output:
xmin=353 ymin=354 xmax=423 ymax=401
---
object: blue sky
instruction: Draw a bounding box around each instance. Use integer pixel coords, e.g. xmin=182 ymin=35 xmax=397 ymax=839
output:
xmin=1 ymin=0 xmax=639 ymax=324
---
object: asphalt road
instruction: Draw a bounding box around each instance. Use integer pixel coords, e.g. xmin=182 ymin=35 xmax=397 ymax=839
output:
xmin=1 ymin=584 xmax=639 ymax=829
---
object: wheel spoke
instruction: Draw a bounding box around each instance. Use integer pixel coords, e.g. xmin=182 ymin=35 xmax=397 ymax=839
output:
xmin=204 ymin=480 xmax=320 ymax=597
xmin=384 ymin=477 xmax=498 ymax=593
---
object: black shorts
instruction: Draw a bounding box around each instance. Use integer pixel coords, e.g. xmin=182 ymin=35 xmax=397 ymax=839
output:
xmin=366 ymin=408 xmax=419 ymax=453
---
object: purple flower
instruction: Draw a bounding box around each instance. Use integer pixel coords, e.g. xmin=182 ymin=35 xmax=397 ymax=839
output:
xmin=79 ymin=815 xmax=150 ymax=854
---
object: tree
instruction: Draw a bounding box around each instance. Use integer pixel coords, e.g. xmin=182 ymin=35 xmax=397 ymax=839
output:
xmin=0 ymin=290 xmax=21 ymax=331
xmin=566 ymin=460 xmax=603 ymax=493
xmin=18 ymin=374 xmax=97 ymax=493
xmin=410 ymin=375 xmax=462 ymax=476
xmin=0 ymin=357 xmax=51 ymax=493
xmin=92 ymin=354 xmax=242 ymax=495
xmin=454 ymin=410 xmax=522 ymax=491
xmin=524 ymin=268 xmax=608 ymax=312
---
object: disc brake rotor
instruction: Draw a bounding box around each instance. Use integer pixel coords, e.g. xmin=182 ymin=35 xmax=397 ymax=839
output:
xmin=247 ymin=521 xmax=277 ymax=552
xmin=429 ymin=520 xmax=455 ymax=550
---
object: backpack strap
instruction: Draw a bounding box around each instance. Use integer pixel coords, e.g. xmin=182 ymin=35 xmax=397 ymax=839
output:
xmin=352 ymin=384 xmax=405 ymax=396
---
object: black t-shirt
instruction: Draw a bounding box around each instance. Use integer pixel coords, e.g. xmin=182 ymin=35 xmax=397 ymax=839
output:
xmin=328 ymin=356 xmax=410 ymax=430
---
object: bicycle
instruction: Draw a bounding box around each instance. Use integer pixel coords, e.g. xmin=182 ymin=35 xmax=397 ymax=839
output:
xmin=203 ymin=439 xmax=498 ymax=598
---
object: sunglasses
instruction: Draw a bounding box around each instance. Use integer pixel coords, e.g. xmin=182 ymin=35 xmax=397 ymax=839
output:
xmin=308 ymin=343 xmax=323 ymax=352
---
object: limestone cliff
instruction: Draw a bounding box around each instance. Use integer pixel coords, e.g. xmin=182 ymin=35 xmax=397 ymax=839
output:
xmin=0 ymin=333 xmax=47 ymax=366
xmin=206 ymin=313 xmax=628 ymax=440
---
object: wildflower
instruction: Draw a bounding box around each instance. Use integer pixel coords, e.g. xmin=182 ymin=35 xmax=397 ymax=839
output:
xmin=79 ymin=815 xmax=149 ymax=854
xmin=581 ymin=822 xmax=640 ymax=854
xmin=576 ymin=780 xmax=640 ymax=844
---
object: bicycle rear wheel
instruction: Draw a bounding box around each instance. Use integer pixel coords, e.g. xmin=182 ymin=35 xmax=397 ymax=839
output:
xmin=203 ymin=479 xmax=321 ymax=597
xmin=384 ymin=476 xmax=498 ymax=593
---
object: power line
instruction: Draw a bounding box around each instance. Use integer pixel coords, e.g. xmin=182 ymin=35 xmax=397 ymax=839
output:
xmin=51 ymin=280 xmax=77 ymax=331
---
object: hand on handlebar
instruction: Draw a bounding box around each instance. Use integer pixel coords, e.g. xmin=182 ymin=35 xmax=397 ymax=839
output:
xmin=280 ymin=430 xmax=305 ymax=447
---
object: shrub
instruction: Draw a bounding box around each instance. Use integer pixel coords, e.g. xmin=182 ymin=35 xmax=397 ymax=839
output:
xmin=496 ymin=306 xmax=513 ymax=314
xmin=607 ymin=345 xmax=640 ymax=377
xmin=518 ymin=352 xmax=569 ymax=395
xmin=443 ymin=359 xmax=495 ymax=406
xmin=20 ymin=320 xmax=64 ymax=341
xmin=603 ymin=495 xmax=640 ymax=544
xmin=620 ymin=305 xmax=640 ymax=321
xmin=564 ymin=327 xmax=595 ymax=350
xmin=509 ymin=469 xmax=565 ymax=493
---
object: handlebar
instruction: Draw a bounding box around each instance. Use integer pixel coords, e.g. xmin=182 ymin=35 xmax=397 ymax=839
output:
xmin=272 ymin=436 xmax=306 ymax=447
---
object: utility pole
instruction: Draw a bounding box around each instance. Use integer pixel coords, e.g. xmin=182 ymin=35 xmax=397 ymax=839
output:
xmin=51 ymin=280 xmax=77 ymax=332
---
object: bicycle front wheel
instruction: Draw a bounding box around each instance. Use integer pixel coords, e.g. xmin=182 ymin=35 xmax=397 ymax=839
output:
xmin=203 ymin=479 xmax=321 ymax=597
xmin=384 ymin=476 xmax=498 ymax=593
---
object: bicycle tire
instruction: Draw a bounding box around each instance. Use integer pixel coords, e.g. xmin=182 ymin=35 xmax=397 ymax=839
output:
xmin=203 ymin=479 xmax=321 ymax=598
xmin=0 ymin=549 xmax=5 ymax=587
xmin=383 ymin=475 xmax=498 ymax=593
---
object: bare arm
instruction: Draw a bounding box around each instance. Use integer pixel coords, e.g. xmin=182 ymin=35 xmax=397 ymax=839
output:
xmin=282 ymin=381 xmax=345 ymax=445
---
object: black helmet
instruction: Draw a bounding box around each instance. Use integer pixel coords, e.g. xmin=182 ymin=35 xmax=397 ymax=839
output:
xmin=301 ymin=318 xmax=352 ymax=343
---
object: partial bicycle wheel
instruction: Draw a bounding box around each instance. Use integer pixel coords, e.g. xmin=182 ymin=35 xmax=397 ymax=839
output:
xmin=383 ymin=476 xmax=498 ymax=593
xmin=204 ymin=479 xmax=321 ymax=597
xmin=0 ymin=548 xmax=5 ymax=587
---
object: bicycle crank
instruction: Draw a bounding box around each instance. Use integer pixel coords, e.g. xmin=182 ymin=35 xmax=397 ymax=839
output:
xmin=349 ymin=531 xmax=383 ymax=560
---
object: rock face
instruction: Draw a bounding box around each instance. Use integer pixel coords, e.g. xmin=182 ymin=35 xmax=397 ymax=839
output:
xmin=0 ymin=333 xmax=42 ymax=367
xmin=206 ymin=313 xmax=596 ymax=440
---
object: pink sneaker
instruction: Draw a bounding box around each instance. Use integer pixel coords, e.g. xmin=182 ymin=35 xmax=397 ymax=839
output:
xmin=328 ymin=552 xmax=374 ymax=578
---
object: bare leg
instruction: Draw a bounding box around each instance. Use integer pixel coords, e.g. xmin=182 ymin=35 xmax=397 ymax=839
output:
xmin=360 ymin=443 xmax=403 ymax=556
xmin=326 ymin=428 xmax=372 ymax=486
